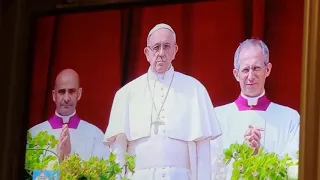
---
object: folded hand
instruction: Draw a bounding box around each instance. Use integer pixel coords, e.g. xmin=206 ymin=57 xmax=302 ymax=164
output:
xmin=56 ymin=124 xmax=71 ymax=161
xmin=244 ymin=125 xmax=264 ymax=154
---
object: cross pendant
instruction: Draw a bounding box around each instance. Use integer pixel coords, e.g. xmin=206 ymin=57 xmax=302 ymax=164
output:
xmin=151 ymin=118 xmax=165 ymax=134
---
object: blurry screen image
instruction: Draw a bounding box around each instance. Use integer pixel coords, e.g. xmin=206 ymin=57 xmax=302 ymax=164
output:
xmin=25 ymin=0 xmax=303 ymax=179
xmin=33 ymin=170 xmax=59 ymax=180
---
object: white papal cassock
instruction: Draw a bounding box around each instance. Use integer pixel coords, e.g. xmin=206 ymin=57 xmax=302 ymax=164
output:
xmin=104 ymin=66 xmax=222 ymax=180
xmin=28 ymin=111 xmax=109 ymax=162
xmin=210 ymin=92 xmax=300 ymax=180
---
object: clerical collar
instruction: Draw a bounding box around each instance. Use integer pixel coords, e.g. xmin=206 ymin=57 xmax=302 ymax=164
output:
xmin=148 ymin=65 xmax=174 ymax=84
xmin=48 ymin=111 xmax=81 ymax=129
xmin=235 ymin=91 xmax=271 ymax=111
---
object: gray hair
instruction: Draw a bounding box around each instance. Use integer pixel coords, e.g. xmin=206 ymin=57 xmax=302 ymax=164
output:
xmin=233 ymin=39 xmax=269 ymax=69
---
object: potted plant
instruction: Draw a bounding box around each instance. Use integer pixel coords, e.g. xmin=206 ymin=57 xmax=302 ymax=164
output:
xmin=223 ymin=142 xmax=299 ymax=180
xmin=25 ymin=131 xmax=135 ymax=180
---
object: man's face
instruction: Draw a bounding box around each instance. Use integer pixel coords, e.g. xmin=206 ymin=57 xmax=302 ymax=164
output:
xmin=52 ymin=74 xmax=82 ymax=116
xmin=144 ymin=28 xmax=178 ymax=74
xmin=233 ymin=45 xmax=272 ymax=97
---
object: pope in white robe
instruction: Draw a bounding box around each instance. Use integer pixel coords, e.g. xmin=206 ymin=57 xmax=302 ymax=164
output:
xmin=210 ymin=39 xmax=300 ymax=180
xmin=28 ymin=69 xmax=109 ymax=165
xmin=104 ymin=23 xmax=222 ymax=180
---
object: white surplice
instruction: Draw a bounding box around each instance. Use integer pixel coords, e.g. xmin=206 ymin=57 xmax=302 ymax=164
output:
xmin=210 ymin=93 xmax=300 ymax=180
xmin=104 ymin=66 xmax=222 ymax=180
xmin=28 ymin=112 xmax=109 ymax=162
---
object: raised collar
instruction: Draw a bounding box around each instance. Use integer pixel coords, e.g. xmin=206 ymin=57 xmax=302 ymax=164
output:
xmin=147 ymin=65 xmax=174 ymax=85
xmin=48 ymin=111 xmax=81 ymax=129
xmin=235 ymin=91 xmax=271 ymax=111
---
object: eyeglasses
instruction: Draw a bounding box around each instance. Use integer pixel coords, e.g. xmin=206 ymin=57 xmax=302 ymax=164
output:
xmin=238 ymin=64 xmax=266 ymax=75
xmin=148 ymin=43 xmax=172 ymax=54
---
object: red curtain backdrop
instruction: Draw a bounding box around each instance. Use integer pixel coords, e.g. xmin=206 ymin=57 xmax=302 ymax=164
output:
xmin=27 ymin=0 xmax=304 ymax=132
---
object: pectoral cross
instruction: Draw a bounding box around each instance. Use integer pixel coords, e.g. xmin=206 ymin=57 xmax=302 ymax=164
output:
xmin=151 ymin=118 xmax=165 ymax=134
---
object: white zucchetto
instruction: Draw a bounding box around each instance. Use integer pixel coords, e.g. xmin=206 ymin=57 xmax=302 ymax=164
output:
xmin=147 ymin=23 xmax=176 ymax=43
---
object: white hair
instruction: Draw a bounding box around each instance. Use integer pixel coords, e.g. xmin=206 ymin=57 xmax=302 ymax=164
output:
xmin=233 ymin=39 xmax=269 ymax=69
xmin=147 ymin=23 xmax=176 ymax=45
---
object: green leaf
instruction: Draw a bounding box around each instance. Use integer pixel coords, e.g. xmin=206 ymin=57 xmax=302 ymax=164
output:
xmin=25 ymin=130 xmax=136 ymax=180
xmin=222 ymin=142 xmax=299 ymax=180
xmin=109 ymin=152 xmax=116 ymax=162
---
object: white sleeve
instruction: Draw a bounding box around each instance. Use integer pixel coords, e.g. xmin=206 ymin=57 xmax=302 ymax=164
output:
xmin=211 ymin=137 xmax=228 ymax=180
xmin=283 ymin=123 xmax=300 ymax=160
xmin=282 ymin=111 xmax=300 ymax=161
xmin=92 ymin=128 xmax=110 ymax=159
xmin=197 ymin=140 xmax=212 ymax=180
xmin=110 ymin=134 xmax=128 ymax=179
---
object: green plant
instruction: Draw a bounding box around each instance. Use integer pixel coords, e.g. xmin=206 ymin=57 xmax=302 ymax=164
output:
xmin=25 ymin=130 xmax=135 ymax=180
xmin=25 ymin=131 xmax=59 ymax=179
xmin=223 ymin=142 xmax=299 ymax=180
xmin=51 ymin=152 xmax=135 ymax=180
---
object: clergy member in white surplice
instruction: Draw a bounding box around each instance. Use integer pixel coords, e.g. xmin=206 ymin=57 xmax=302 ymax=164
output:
xmin=103 ymin=23 xmax=222 ymax=180
xmin=210 ymin=39 xmax=300 ymax=180
xmin=28 ymin=69 xmax=109 ymax=163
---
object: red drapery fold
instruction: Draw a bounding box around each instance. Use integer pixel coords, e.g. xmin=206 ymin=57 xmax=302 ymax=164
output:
xmin=252 ymin=0 xmax=265 ymax=39
xmin=27 ymin=0 xmax=303 ymax=131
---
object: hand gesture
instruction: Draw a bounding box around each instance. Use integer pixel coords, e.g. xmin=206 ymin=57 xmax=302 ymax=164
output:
xmin=56 ymin=124 xmax=71 ymax=161
xmin=244 ymin=125 xmax=264 ymax=154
